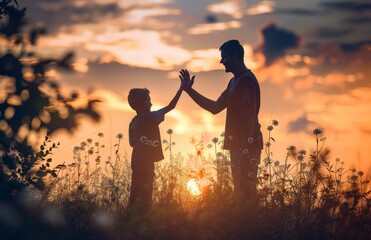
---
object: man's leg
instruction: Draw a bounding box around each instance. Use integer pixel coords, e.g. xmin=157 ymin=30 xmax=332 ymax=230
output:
xmin=230 ymin=149 xmax=261 ymax=200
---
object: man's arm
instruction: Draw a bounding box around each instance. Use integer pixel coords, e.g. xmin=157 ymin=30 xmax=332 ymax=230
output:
xmin=180 ymin=69 xmax=227 ymax=114
xmin=241 ymin=80 xmax=258 ymax=148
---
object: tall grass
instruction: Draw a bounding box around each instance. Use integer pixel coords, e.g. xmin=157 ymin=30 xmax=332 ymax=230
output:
xmin=1 ymin=122 xmax=370 ymax=240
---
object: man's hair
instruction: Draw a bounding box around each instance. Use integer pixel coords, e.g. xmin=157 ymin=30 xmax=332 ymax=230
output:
xmin=219 ymin=39 xmax=244 ymax=61
xmin=128 ymin=88 xmax=150 ymax=111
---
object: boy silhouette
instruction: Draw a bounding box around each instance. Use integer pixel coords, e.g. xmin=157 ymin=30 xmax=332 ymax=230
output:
xmin=127 ymin=81 xmax=184 ymax=214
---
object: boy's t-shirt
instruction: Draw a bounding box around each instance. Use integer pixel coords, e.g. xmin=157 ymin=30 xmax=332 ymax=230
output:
xmin=129 ymin=109 xmax=165 ymax=169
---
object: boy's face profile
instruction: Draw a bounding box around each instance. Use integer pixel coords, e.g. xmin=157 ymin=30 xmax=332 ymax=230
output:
xmin=142 ymin=95 xmax=152 ymax=112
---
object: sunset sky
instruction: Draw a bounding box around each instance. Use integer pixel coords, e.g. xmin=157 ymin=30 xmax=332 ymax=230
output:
xmin=23 ymin=0 xmax=371 ymax=172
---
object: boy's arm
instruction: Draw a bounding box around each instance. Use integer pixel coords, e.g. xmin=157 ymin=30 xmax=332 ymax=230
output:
xmin=180 ymin=69 xmax=227 ymax=115
xmin=162 ymin=86 xmax=183 ymax=114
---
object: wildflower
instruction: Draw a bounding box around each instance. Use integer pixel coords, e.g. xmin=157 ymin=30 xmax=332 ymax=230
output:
xmin=301 ymin=162 xmax=307 ymax=169
xmin=101 ymin=144 xmax=105 ymax=148
xmin=274 ymin=161 xmax=280 ymax=166
xmin=73 ymin=146 xmax=80 ymax=152
xmin=95 ymin=142 xmax=99 ymax=147
xmin=81 ymin=141 xmax=87 ymax=147
xmin=357 ymin=171 xmax=364 ymax=177
xmin=140 ymin=136 xmax=147 ymax=143
xmin=350 ymin=168 xmax=356 ymax=173
xmin=267 ymin=125 xmax=273 ymax=131
xmin=87 ymin=138 xmax=93 ymax=144
xmin=88 ymin=149 xmax=94 ymax=155
xmin=220 ymin=132 xmax=225 ymax=137
xmin=241 ymin=148 xmax=249 ymax=155
xmin=335 ymin=158 xmax=340 ymax=162
xmin=272 ymin=119 xmax=279 ymax=126
xmin=263 ymin=173 xmax=270 ymax=180
xmin=212 ymin=137 xmax=219 ymax=144
xmin=298 ymin=150 xmax=307 ymax=155
xmin=116 ymin=133 xmax=123 ymax=139
xmin=251 ymin=158 xmax=259 ymax=165
xmin=288 ymin=145 xmax=296 ymax=151
xmin=167 ymin=129 xmax=173 ymax=135
xmin=297 ymin=155 xmax=304 ymax=161
xmin=265 ymin=142 xmax=271 ymax=147
xmin=152 ymin=140 xmax=160 ymax=147
xmin=320 ymin=137 xmax=327 ymax=142
xmin=207 ymin=144 xmax=212 ymax=149
xmin=216 ymin=152 xmax=223 ymax=158
xmin=98 ymin=132 xmax=104 ymax=137
xmin=313 ymin=128 xmax=322 ymax=135
xmin=350 ymin=175 xmax=358 ymax=182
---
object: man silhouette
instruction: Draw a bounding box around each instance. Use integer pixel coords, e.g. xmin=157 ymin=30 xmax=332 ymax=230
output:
xmin=180 ymin=40 xmax=263 ymax=200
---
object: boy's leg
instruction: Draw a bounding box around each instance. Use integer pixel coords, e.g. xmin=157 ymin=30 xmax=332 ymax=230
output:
xmin=129 ymin=162 xmax=155 ymax=213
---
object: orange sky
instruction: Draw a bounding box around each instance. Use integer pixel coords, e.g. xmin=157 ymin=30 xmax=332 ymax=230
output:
xmin=21 ymin=0 xmax=371 ymax=174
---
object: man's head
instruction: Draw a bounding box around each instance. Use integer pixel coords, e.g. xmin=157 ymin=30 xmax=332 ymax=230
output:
xmin=219 ymin=40 xmax=245 ymax=73
xmin=128 ymin=88 xmax=151 ymax=112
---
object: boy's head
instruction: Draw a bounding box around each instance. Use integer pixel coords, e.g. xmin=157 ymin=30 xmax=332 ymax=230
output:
xmin=128 ymin=88 xmax=151 ymax=112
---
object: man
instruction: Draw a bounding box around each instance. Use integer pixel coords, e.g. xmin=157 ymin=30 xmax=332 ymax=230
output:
xmin=179 ymin=39 xmax=263 ymax=200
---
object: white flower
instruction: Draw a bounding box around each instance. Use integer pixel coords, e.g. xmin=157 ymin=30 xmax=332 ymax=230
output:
xmin=140 ymin=136 xmax=147 ymax=143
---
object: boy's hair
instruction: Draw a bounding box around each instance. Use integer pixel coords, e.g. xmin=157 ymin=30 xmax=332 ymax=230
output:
xmin=219 ymin=39 xmax=244 ymax=61
xmin=128 ymin=88 xmax=150 ymax=111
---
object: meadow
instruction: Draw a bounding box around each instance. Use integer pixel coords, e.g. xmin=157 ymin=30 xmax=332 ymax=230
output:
xmin=1 ymin=120 xmax=370 ymax=240
xmin=0 ymin=1 xmax=370 ymax=239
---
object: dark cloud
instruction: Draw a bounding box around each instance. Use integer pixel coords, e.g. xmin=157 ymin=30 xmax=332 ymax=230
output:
xmin=255 ymin=23 xmax=301 ymax=66
xmin=23 ymin=1 xmax=125 ymax=34
xmin=205 ymin=14 xmax=218 ymax=23
xmin=345 ymin=16 xmax=371 ymax=24
xmin=340 ymin=40 xmax=371 ymax=53
xmin=273 ymin=8 xmax=321 ymax=16
xmin=314 ymin=27 xmax=353 ymax=38
xmin=320 ymin=1 xmax=371 ymax=12
xmin=288 ymin=115 xmax=318 ymax=134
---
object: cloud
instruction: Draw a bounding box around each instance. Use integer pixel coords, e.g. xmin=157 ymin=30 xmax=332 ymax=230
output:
xmin=187 ymin=20 xmax=241 ymax=35
xmin=207 ymin=0 xmax=245 ymax=19
xmin=255 ymin=23 xmax=301 ymax=66
xmin=273 ymin=8 xmax=320 ymax=16
xmin=26 ymin=1 xmax=125 ymax=33
xmin=345 ymin=16 xmax=371 ymax=24
xmin=288 ymin=115 xmax=317 ymax=134
xmin=314 ymin=27 xmax=353 ymax=39
xmin=85 ymin=29 xmax=191 ymax=70
xmin=246 ymin=1 xmax=275 ymax=15
xmin=320 ymin=1 xmax=371 ymax=13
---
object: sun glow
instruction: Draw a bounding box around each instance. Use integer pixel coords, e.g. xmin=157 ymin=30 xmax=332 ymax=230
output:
xmin=187 ymin=179 xmax=202 ymax=196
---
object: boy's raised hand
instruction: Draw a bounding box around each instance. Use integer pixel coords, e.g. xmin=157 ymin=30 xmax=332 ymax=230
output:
xmin=179 ymin=69 xmax=195 ymax=92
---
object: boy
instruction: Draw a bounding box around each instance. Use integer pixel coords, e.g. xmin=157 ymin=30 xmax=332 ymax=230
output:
xmin=127 ymin=82 xmax=183 ymax=214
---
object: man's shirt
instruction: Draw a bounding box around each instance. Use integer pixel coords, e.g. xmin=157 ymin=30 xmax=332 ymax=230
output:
xmin=215 ymin=69 xmax=263 ymax=151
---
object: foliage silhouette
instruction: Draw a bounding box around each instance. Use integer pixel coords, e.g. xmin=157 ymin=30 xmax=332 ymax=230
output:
xmin=0 ymin=0 xmax=101 ymax=201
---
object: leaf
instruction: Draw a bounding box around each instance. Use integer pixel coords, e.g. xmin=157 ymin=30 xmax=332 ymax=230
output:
xmin=51 ymin=171 xmax=57 ymax=177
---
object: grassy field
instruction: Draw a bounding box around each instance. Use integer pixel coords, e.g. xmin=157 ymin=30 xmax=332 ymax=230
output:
xmin=1 ymin=120 xmax=370 ymax=240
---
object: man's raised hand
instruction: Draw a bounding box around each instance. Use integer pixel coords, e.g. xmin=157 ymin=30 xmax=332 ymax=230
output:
xmin=179 ymin=69 xmax=195 ymax=92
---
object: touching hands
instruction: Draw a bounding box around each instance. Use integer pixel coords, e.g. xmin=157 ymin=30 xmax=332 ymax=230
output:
xmin=179 ymin=69 xmax=195 ymax=92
